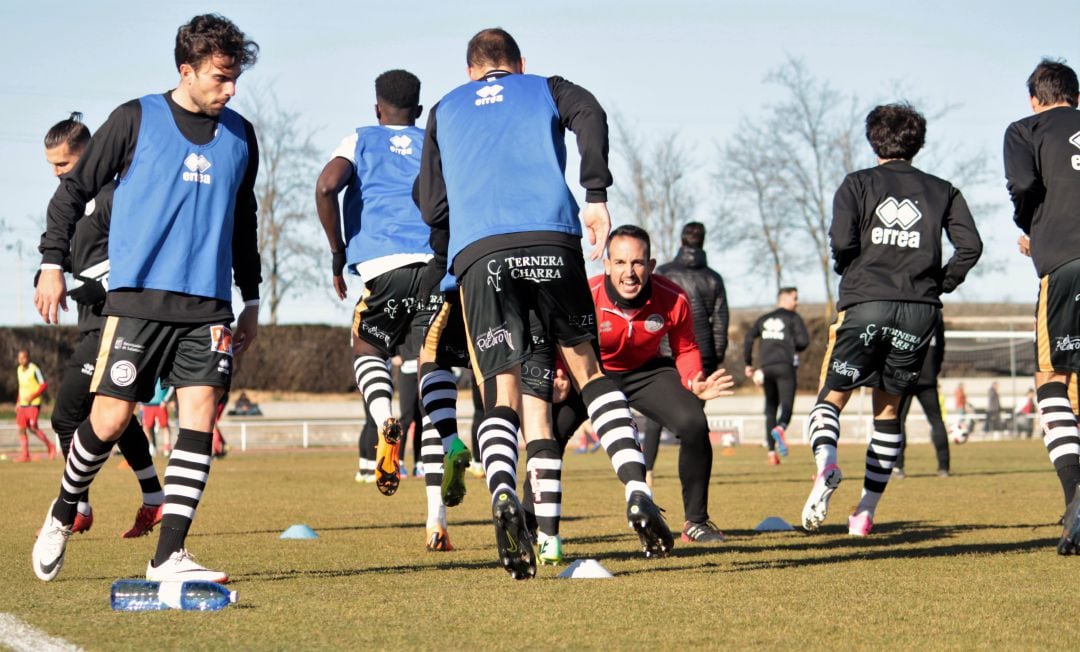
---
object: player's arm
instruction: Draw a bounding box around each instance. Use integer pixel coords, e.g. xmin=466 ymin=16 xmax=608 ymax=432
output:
xmin=315 ymin=148 xmax=354 ymax=300
xmin=793 ymin=314 xmax=810 ymax=352
xmin=417 ymin=104 xmax=449 ymax=231
xmin=829 ymin=175 xmax=861 ymax=275
xmin=712 ymin=273 xmax=729 ymax=362
xmin=1003 ymin=121 xmax=1042 ymax=234
xmin=28 ymin=368 xmax=47 ymax=401
xmin=668 ymin=292 xmax=705 ymax=388
xmin=232 ymin=119 xmax=262 ymax=354
xmin=743 ymin=316 xmax=761 ymax=376
xmin=940 ymin=188 xmax=983 ymax=293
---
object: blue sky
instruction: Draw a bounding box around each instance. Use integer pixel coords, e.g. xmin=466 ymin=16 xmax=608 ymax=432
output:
xmin=1 ymin=0 xmax=1077 ymax=326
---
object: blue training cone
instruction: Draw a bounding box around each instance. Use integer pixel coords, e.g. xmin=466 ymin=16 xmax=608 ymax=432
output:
xmin=279 ymin=524 xmax=319 ymax=539
xmin=754 ymin=516 xmax=795 ymax=532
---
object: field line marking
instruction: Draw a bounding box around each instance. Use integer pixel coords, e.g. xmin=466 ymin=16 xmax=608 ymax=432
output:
xmin=0 ymin=613 xmax=82 ymax=652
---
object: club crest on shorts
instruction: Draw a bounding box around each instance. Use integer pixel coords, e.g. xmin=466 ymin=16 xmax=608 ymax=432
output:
xmin=210 ymin=325 xmax=234 ymax=355
xmin=644 ymin=314 xmax=665 ymax=333
xmin=110 ymin=360 xmax=137 ymax=387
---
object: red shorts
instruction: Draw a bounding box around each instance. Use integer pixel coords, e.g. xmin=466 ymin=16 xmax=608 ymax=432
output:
xmin=141 ymin=404 xmax=169 ymax=429
xmin=16 ymin=406 xmax=41 ymax=430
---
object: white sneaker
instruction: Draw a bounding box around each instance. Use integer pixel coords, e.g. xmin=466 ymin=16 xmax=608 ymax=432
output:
xmin=801 ymin=463 xmax=843 ymax=531
xmin=146 ymin=549 xmax=228 ymax=583
xmin=32 ymin=501 xmax=72 ymax=581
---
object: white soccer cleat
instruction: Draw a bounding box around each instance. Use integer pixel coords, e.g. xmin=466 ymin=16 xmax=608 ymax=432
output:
xmin=801 ymin=464 xmax=843 ymax=531
xmin=146 ymin=549 xmax=228 ymax=583
xmin=32 ymin=501 xmax=72 ymax=581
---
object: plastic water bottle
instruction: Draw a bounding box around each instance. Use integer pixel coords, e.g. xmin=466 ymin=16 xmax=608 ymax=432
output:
xmin=110 ymin=580 xmax=237 ymax=611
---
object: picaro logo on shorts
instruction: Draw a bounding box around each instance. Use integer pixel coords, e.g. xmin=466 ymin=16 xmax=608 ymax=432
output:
xmin=762 ymin=317 xmax=785 ymax=340
xmin=475 ymin=324 xmax=515 ymax=352
xmin=873 ymin=197 xmax=922 ymax=248
xmin=389 ymin=134 xmax=413 ymax=156
xmin=475 ymin=84 xmax=504 ymax=106
xmin=182 ymin=153 xmax=212 ymax=185
xmin=1055 ymin=335 xmax=1080 ymax=352
xmin=831 ymin=359 xmax=861 ymax=382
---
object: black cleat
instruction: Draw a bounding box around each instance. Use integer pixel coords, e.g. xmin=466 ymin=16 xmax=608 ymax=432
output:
xmin=626 ymin=491 xmax=674 ymax=558
xmin=1057 ymin=485 xmax=1080 ymax=555
xmin=492 ymin=491 xmax=536 ymax=580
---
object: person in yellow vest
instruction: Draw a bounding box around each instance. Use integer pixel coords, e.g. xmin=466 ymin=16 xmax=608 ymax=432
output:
xmin=15 ymin=350 xmax=56 ymax=462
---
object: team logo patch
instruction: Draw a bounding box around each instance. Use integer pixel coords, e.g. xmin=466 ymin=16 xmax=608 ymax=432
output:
xmin=486 ymin=260 xmax=503 ymax=292
xmin=210 ymin=325 xmax=234 ymax=355
xmin=475 ymin=84 xmax=504 ymax=106
xmin=110 ymin=361 xmax=137 ymax=387
xmin=762 ymin=317 xmax=785 ymax=340
xmin=182 ymin=153 xmax=212 ymax=185
xmin=644 ymin=314 xmax=665 ymax=333
xmin=859 ymin=324 xmax=877 ymax=346
xmin=875 ymin=197 xmax=922 ymax=229
xmin=1070 ymin=131 xmax=1080 ymax=150
xmin=389 ymin=134 xmax=413 ymax=156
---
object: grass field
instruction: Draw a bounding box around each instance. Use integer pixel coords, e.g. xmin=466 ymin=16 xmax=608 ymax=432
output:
xmin=2 ymin=440 xmax=1077 ymax=650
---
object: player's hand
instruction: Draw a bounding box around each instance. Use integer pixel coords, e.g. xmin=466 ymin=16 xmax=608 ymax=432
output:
xmin=332 ymin=274 xmax=347 ymax=300
xmin=690 ymin=368 xmax=736 ymax=401
xmin=581 ymin=202 xmax=611 ymax=261
xmin=1018 ymin=234 xmax=1031 ymax=257
xmin=34 ymin=268 xmax=68 ymax=325
xmin=744 ymin=365 xmax=755 ymax=379
xmin=552 ymin=367 xmax=571 ymax=404
xmin=233 ymin=304 xmax=259 ymax=355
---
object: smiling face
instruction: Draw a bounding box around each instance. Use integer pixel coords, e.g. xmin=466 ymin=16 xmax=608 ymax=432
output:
xmin=604 ymin=234 xmax=655 ymax=301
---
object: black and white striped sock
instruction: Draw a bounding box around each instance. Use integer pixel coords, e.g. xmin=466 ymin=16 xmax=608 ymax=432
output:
xmin=526 ymin=439 xmax=562 ymax=538
xmin=116 ymin=418 xmax=163 ymax=505
xmin=855 ymin=419 xmax=902 ymax=515
xmin=52 ymin=421 xmax=114 ymax=525
xmin=807 ymin=402 xmax=841 ymax=474
xmin=477 ymin=406 xmax=520 ymax=503
xmin=581 ymin=377 xmax=650 ymax=501
xmin=1038 ymin=382 xmax=1080 ymax=506
xmin=419 ymin=363 xmax=462 ymax=451
xmin=421 ymin=415 xmax=446 ymax=527
xmin=354 ymin=355 xmax=393 ymax=427
xmin=153 ymin=429 xmax=212 ymax=566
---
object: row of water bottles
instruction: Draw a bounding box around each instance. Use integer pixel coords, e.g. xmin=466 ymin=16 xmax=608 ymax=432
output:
xmin=111 ymin=579 xmax=236 ymax=611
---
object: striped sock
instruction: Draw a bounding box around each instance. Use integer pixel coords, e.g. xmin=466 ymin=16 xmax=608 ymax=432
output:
xmin=477 ymin=406 xmax=520 ymax=503
xmin=581 ymin=377 xmax=650 ymax=501
xmin=52 ymin=422 xmax=114 ymax=525
xmin=526 ymin=439 xmax=563 ymax=538
xmin=354 ymin=355 xmax=393 ymax=426
xmin=421 ymin=416 xmax=446 ymax=528
xmin=153 ymin=429 xmax=212 ymax=565
xmin=419 ymin=363 xmax=462 ymax=451
xmin=855 ymin=419 xmax=902 ymax=516
xmin=1038 ymin=383 xmax=1080 ymax=506
xmin=807 ymin=402 xmax=841 ymax=474
xmin=116 ymin=418 xmax=163 ymax=505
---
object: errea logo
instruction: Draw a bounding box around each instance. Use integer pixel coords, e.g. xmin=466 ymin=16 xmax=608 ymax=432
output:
xmin=872 ymin=197 xmax=922 ymax=249
xmin=389 ymin=134 xmax=413 ymax=156
xmin=1069 ymin=131 xmax=1080 ymax=171
xmin=475 ymin=84 xmax=504 ymax=106
xmin=182 ymin=153 xmax=212 ymax=184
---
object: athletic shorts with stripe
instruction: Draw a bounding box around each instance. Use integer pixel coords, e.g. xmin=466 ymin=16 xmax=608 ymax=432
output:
xmin=819 ymin=300 xmax=938 ymax=395
xmin=351 ymin=263 xmax=427 ymax=357
xmin=457 ymin=244 xmax=597 ymax=383
xmin=90 ymin=316 xmax=233 ymax=403
xmin=1035 ymin=257 xmax=1080 ymax=373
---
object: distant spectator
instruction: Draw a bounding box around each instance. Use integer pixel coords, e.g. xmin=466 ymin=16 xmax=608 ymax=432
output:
xmin=1015 ymin=388 xmax=1036 ymax=439
xmin=985 ymin=382 xmax=1004 ymax=438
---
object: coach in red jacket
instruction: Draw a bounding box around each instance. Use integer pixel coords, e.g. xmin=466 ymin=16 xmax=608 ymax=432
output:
xmin=555 ymin=225 xmax=732 ymax=543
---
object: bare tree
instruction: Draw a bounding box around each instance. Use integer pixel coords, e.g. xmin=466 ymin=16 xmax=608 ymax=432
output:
xmin=241 ymin=87 xmax=322 ymax=324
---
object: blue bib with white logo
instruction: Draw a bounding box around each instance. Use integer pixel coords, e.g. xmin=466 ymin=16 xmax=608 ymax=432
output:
xmin=109 ymin=94 xmax=249 ymax=301
xmin=343 ymin=125 xmax=431 ymax=271
xmin=435 ymin=74 xmax=580 ymax=270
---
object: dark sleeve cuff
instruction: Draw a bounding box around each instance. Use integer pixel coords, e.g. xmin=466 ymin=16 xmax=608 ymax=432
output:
xmin=41 ymin=250 xmax=66 ymax=267
xmin=585 ymin=189 xmax=608 ymax=203
xmin=239 ymin=285 xmax=260 ymax=302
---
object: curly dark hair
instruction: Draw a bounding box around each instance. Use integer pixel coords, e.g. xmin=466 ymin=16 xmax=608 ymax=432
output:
xmin=865 ymin=103 xmax=926 ymax=160
xmin=466 ymin=27 xmax=521 ymax=68
xmin=44 ymin=112 xmax=91 ymax=151
xmin=375 ymin=70 xmax=421 ymax=110
xmin=607 ymin=224 xmax=652 ymax=259
xmin=1027 ymin=58 xmax=1079 ymax=108
xmin=174 ymin=14 xmax=259 ymax=71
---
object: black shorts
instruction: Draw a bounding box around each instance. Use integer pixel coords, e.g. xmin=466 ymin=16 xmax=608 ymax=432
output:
xmin=51 ymin=330 xmax=101 ymax=435
xmin=351 ymin=264 xmax=426 ymax=357
xmin=819 ymin=300 xmax=938 ymax=395
xmin=1036 ymin=258 xmax=1080 ymax=373
xmin=458 ymin=244 xmax=596 ymax=382
xmin=89 ymin=316 xmax=233 ymax=403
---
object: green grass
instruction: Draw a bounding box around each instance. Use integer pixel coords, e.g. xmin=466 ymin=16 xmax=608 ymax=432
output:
xmin=1 ymin=440 xmax=1076 ymax=650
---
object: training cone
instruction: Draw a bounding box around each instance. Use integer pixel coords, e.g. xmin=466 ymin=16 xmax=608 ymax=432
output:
xmin=279 ymin=524 xmax=319 ymax=539
xmin=558 ymin=559 xmax=613 ymax=579
xmin=754 ymin=516 xmax=795 ymax=532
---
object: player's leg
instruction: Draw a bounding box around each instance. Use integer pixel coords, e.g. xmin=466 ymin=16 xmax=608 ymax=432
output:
xmin=356 ymin=405 xmax=378 ymax=483
xmin=848 ymin=388 xmax=904 ymax=536
xmin=762 ymin=372 xmax=780 ymax=463
xmin=49 ymin=332 xmax=99 ymax=530
xmin=773 ymin=366 xmax=796 ymax=457
xmin=895 ymin=392 xmax=913 ymax=476
xmin=916 ymin=385 xmax=950 ymax=475
xmin=27 ymin=408 xmax=54 ymax=457
xmin=640 ymin=418 xmax=662 ymax=483
xmin=115 ymin=415 xmax=165 ymax=538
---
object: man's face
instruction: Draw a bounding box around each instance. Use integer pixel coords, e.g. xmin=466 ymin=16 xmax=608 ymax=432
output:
xmin=17 ymin=351 xmax=29 ymax=367
xmin=779 ymin=291 xmax=799 ymax=311
xmin=181 ymin=54 xmax=242 ymax=116
xmin=45 ymin=142 xmax=80 ymax=178
xmin=604 ymin=235 xmax=654 ymax=301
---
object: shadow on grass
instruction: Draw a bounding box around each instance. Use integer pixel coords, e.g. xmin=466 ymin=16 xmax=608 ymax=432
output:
xmin=187 ymin=515 xmax=596 ymax=538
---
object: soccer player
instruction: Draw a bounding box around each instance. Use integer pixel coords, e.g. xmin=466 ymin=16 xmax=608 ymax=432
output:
xmin=315 ymin=69 xmax=432 ymax=497
xmin=14 ymin=350 xmax=55 ymax=462
xmin=641 ymin=221 xmax=729 ymax=482
xmin=550 ymin=225 xmax=734 ymax=543
xmin=417 ymin=28 xmax=673 ymax=578
xmin=42 ymin=113 xmax=165 ymax=539
xmin=33 ymin=14 xmax=262 ymax=583
xmin=140 ymin=378 xmax=174 ymax=456
xmin=894 ymin=314 xmax=949 ymax=478
xmin=1003 ymin=59 xmax=1080 ymax=553
xmin=743 ymin=287 xmax=809 ymax=465
xmin=802 ymin=102 xmax=981 ymax=536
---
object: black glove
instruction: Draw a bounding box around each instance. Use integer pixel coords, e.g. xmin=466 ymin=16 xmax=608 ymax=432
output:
xmin=332 ymin=251 xmax=346 ymax=277
xmin=67 ymin=277 xmax=107 ymax=306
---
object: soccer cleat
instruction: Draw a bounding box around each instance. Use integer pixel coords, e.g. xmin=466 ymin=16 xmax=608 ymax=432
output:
xmin=413 ymin=464 xmax=426 ymax=478
xmin=121 ymin=504 xmax=163 ymax=539
xmin=801 ymin=463 xmax=843 ymax=531
xmin=770 ymin=425 xmax=789 ymax=457
xmin=380 ymin=417 xmax=403 ymax=445
xmin=47 ymin=443 xmax=57 ymax=461
xmin=1057 ymin=485 xmax=1080 ymax=555
xmin=12 ymin=453 xmax=31 ymax=463
xmin=32 ymin=502 xmax=72 ymax=581
xmin=538 ymin=535 xmax=564 ymax=565
xmin=491 ymin=490 xmax=536 ymax=580
xmin=848 ymin=511 xmax=874 ymax=536
xmin=375 ymin=441 xmax=401 ymax=497
xmin=426 ymin=526 xmax=454 ymax=552
xmin=937 ymin=469 xmax=951 ymax=478
xmin=626 ymin=491 xmax=674 ymax=558
xmin=72 ymin=508 xmax=94 ymax=534
xmin=442 ymin=439 xmax=472 ymax=507
xmin=467 ymin=460 xmax=485 ymax=478
xmin=681 ymin=520 xmax=726 ymax=543
xmin=146 ymin=549 xmax=228 ymax=583
xmin=767 ymin=451 xmax=780 ymax=466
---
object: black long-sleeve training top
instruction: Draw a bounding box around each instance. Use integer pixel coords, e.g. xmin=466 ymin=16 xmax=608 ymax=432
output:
xmin=743 ymin=307 xmax=809 ymax=370
xmin=656 ymin=246 xmax=729 ymax=371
